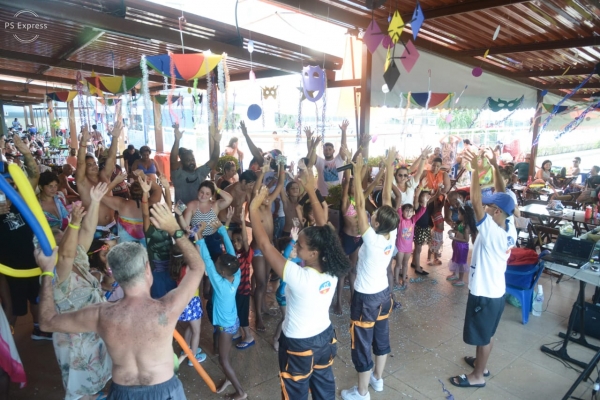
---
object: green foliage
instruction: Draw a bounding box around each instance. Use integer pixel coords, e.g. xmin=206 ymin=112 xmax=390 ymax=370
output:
xmin=325 ymin=184 xmax=343 ymax=211
xmin=367 ymin=156 xmax=384 ymax=167
xmin=276 ymin=113 xmax=297 ymax=129
xmin=436 ymin=109 xmax=478 ymax=130
xmin=51 ymin=119 xmax=61 ymax=130
xmin=216 ymin=155 xmax=239 ymax=173
xmin=538 ymin=140 xmax=600 ymax=157
xmin=49 ymin=137 xmax=62 ymax=149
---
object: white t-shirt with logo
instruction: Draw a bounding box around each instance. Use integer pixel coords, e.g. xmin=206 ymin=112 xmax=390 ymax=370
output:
xmin=315 ymin=154 xmax=344 ymax=196
xmin=468 ymin=214 xmax=517 ymax=298
xmin=354 ymin=227 xmax=398 ymax=294
xmin=282 ymin=261 xmax=338 ymax=339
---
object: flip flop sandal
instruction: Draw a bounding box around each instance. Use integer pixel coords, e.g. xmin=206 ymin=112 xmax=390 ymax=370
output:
xmin=415 ymin=269 xmax=429 ymax=275
xmin=452 ymin=281 xmax=465 ymax=287
xmin=464 ymin=357 xmax=490 ymax=377
xmin=446 ymin=276 xmax=459 ymax=281
xmin=449 ymin=374 xmax=485 ymax=388
xmin=236 ymin=340 xmax=256 ymax=350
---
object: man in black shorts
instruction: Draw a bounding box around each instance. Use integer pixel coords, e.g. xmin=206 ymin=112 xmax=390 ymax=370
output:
xmin=449 ymin=148 xmax=516 ymax=389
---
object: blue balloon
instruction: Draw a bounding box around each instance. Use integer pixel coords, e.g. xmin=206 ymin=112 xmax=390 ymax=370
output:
xmin=0 ymin=175 xmax=53 ymax=256
xmin=247 ymin=104 xmax=262 ymax=121
xmin=541 ymin=90 xmax=548 ymax=97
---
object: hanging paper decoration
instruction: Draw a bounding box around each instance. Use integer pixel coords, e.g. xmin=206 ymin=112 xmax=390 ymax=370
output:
xmin=483 ymin=49 xmax=490 ymax=59
xmin=493 ymin=25 xmax=501 ymax=41
xmin=46 ymin=91 xmax=77 ymax=102
xmin=455 ymin=85 xmax=468 ymax=104
xmin=85 ymin=76 xmax=140 ymax=95
xmin=403 ymin=92 xmax=451 ymax=108
xmin=296 ymin=87 xmax=302 ymax=144
xmin=555 ymin=99 xmax=600 ymax=139
xmin=542 ymin=103 xmax=571 ymax=113
xmin=145 ymin=53 xmax=223 ymax=81
xmin=247 ymin=40 xmax=254 ymax=53
xmin=382 ymin=84 xmax=390 ymax=93
xmin=152 ymin=95 xmax=181 ymax=105
xmin=140 ymin=55 xmax=152 ymax=129
xmin=97 ymin=98 xmax=122 ymax=106
xmin=219 ymin=56 xmax=230 ymax=130
xmin=445 ymin=114 xmax=453 ymax=123
xmin=381 ymin=35 xmax=393 ymax=49
xmin=488 ymin=95 xmax=524 ymax=112
xmin=472 ymin=67 xmax=483 ymax=77
xmin=400 ymin=40 xmax=420 ymax=73
xmin=541 ymin=89 xmax=548 ymax=97
xmin=383 ymin=61 xmax=400 ymax=91
xmin=262 ymin=86 xmax=278 ymax=100
xmin=301 ymin=65 xmax=326 ymax=103
xmin=247 ymin=104 xmax=262 ymax=121
xmin=321 ymin=84 xmax=327 ymax=140
xmin=388 ymin=11 xmax=405 ymax=44
xmin=363 ymin=21 xmax=383 ymax=54
xmin=411 ymin=2 xmax=425 ymax=41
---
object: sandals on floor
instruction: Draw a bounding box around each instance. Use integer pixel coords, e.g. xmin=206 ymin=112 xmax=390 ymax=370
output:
xmin=446 ymin=275 xmax=459 ymax=281
xmin=449 ymin=374 xmax=486 ymax=388
xmin=452 ymin=281 xmax=465 ymax=287
xmin=464 ymin=356 xmax=490 ymax=377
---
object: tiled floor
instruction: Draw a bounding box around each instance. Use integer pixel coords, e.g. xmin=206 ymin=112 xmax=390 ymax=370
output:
xmin=8 ymin=243 xmax=600 ymax=399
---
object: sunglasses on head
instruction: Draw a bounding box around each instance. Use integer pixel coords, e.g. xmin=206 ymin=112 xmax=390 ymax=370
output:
xmin=396 ymin=174 xmax=408 ymax=178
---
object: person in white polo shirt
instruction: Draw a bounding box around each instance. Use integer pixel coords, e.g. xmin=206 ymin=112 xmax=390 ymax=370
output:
xmin=249 ymin=169 xmax=350 ymax=400
xmin=342 ymin=149 xmax=399 ymax=400
xmin=449 ymin=148 xmax=516 ymax=389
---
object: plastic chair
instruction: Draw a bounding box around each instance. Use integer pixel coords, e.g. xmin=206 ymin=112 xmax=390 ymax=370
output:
xmin=505 ymin=259 xmax=545 ymax=325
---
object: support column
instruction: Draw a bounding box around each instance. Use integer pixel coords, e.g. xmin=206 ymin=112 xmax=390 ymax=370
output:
xmin=153 ymin=98 xmax=164 ymax=153
xmin=28 ymin=105 xmax=34 ymax=127
xmin=67 ymin=101 xmax=78 ymax=148
xmin=529 ymin=89 xmax=543 ymax=179
xmin=358 ymin=42 xmax=372 ymax=158
xmin=23 ymin=106 xmax=29 ymax=127
xmin=0 ymin=101 xmax=7 ymax=137
xmin=209 ymin=71 xmax=218 ymax=156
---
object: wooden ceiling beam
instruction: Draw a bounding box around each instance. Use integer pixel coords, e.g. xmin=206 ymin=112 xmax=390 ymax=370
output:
xmin=544 ymin=82 xmax=600 ymax=90
xmin=0 ymin=89 xmax=48 ymax=98
xmin=0 ymin=50 xmax=127 ymax=76
xmin=0 ymin=0 xmax=312 ymax=74
xmin=459 ymin=37 xmax=600 ymax=57
xmin=412 ymin=0 xmax=531 ymax=20
xmin=0 ymin=84 xmax=50 ymax=95
xmin=0 ymin=68 xmax=76 ymax=86
xmin=37 ymin=27 xmax=106 ymax=75
xmin=511 ymin=67 xmax=595 ymax=78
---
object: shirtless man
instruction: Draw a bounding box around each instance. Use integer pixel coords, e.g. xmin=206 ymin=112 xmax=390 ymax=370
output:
xmin=57 ymin=164 xmax=79 ymax=200
xmin=250 ymin=162 xmax=285 ymax=332
xmin=217 ymin=170 xmax=258 ymax=230
xmin=36 ymin=203 xmax=205 ymax=399
xmin=75 ymin=123 xmax=121 ymax=238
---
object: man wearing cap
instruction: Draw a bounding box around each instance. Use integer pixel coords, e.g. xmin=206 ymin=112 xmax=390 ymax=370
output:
xmin=449 ymin=148 xmax=516 ymax=389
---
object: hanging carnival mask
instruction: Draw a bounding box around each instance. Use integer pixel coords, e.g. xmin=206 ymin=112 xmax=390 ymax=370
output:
xmin=302 ymin=65 xmax=326 ymax=103
xmin=262 ymin=86 xmax=278 ymax=100
xmin=488 ymin=95 xmax=524 ymax=112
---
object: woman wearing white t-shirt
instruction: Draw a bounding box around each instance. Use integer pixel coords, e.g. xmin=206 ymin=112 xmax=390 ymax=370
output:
xmin=342 ymin=150 xmax=400 ymax=400
xmin=391 ymin=146 xmax=431 ymax=206
xmin=249 ymin=169 xmax=350 ymax=400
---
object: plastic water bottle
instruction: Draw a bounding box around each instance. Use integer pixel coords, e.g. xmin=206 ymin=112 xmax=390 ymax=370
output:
xmin=532 ymin=285 xmax=544 ymax=317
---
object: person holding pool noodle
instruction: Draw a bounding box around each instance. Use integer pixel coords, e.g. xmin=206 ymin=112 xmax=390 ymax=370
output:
xmin=249 ymin=167 xmax=350 ymax=400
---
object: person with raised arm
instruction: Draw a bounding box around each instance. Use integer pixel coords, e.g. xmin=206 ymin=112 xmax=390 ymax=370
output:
xmin=37 ymin=203 xmax=206 ymax=399
xmin=239 ymin=120 xmax=265 ymax=169
xmin=249 ymin=178 xmax=349 ymax=399
xmin=342 ymin=149 xmax=399 ymax=400
xmin=306 ymin=119 xmax=349 ymax=196
xmin=448 ymin=148 xmax=516 ymax=390
xmin=75 ymin=117 xmax=122 ymax=238
xmin=50 ymin=183 xmax=113 ymax=399
xmin=170 ymin=123 xmax=221 ymax=205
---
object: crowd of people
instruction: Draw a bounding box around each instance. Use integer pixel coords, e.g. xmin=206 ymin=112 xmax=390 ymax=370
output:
xmin=1 ymin=115 xmax=580 ymax=400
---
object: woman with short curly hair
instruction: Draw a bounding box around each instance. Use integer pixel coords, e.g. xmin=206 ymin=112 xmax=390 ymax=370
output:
xmin=249 ymin=167 xmax=350 ymax=400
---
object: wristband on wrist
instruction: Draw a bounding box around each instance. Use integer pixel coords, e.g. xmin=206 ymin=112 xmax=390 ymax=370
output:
xmin=40 ymin=271 xmax=54 ymax=279
xmin=216 ymin=189 xmax=221 ymax=195
xmin=68 ymin=223 xmax=80 ymax=230
xmin=224 ymin=225 xmax=229 ymax=230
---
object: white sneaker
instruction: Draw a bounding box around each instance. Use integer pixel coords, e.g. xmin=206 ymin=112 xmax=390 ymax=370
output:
xmin=369 ymin=372 xmax=384 ymax=392
xmin=341 ymin=386 xmax=370 ymax=400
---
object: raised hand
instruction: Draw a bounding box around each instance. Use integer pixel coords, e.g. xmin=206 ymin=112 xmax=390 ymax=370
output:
xmin=149 ymin=203 xmax=179 ymax=236
xmin=174 ymin=123 xmax=184 ymax=140
xmin=386 ymin=146 xmax=396 ymax=166
xmin=339 ymin=144 xmax=351 ymax=161
xmin=210 ymin=124 xmax=222 ymax=143
xmin=239 ymin=120 xmax=248 ymax=135
xmin=138 ymin=175 xmax=152 ymax=194
xmin=34 ymin=246 xmax=58 ymax=273
xmin=261 ymin=164 xmax=270 ymax=174
xmin=158 ymin=175 xmax=170 ymax=188
xmin=196 ymin=221 xmax=207 ymax=239
xmin=290 ymin=226 xmax=299 ymax=242
xmin=226 ymin=206 xmax=234 ymax=221
xmin=13 ymin=135 xmax=30 ymax=155
xmin=250 ymin=186 xmax=269 ymax=210
xmin=463 ymin=148 xmax=478 ymax=170
xmin=112 ymin=171 xmax=127 ymax=185
xmin=304 ymin=126 xmax=313 ymax=140
xmin=484 ymin=146 xmax=498 ymax=167
xmin=90 ymin=182 xmax=109 ymax=202
xmin=111 ymin=120 xmax=122 ymax=138
xmin=70 ymin=202 xmax=87 ymax=225
xmin=80 ymin=125 xmax=90 ymax=143
xmin=421 ymin=146 xmax=432 ymax=158
xmin=339 ymin=119 xmax=350 ymax=132
xmin=354 ymin=152 xmax=364 ymax=173
xmin=304 ymin=165 xmax=316 ymax=189
xmin=239 ymin=208 xmax=246 ymax=225
xmin=360 ymin=133 xmax=372 ymax=148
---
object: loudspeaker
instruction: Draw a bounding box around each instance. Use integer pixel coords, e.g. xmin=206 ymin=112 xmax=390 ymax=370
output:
xmin=571 ymin=301 xmax=600 ymax=340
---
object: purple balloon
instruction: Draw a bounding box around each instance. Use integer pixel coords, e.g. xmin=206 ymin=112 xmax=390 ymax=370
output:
xmin=472 ymin=67 xmax=483 ymax=77
xmin=382 ymin=35 xmax=393 ymax=49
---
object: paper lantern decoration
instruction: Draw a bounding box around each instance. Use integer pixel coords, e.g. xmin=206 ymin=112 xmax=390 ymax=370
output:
xmin=262 ymin=86 xmax=277 ymax=100
xmin=85 ymin=76 xmax=140 ymax=95
xmin=472 ymin=67 xmax=483 ymax=77
xmin=363 ymin=21 xmax=383 ymax=54
xmin=388 ymin=11 xmax=404 ymax=44
xmin=301 ymin=65 xmax=326 ymax=102
xmin=247 ymin=104 xmax=262 ymax=120
xmin=145 ymin=53 xmax=223 ymax=81
xmin=46 ymin=91 xmax=77 ymax=102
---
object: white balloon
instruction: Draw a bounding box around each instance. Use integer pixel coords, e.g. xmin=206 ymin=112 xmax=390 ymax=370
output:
xmin=247 ymin=40 xmax=254 ymax=54
xmin=493 ymin=25 xmax=501 ymax=41
xmin=382 ymin=84 xmax=390 ymax=93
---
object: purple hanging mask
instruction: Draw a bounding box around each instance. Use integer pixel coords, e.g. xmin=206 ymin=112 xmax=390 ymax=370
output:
xmin=302 ymin=65 xmax=326 ymax=102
